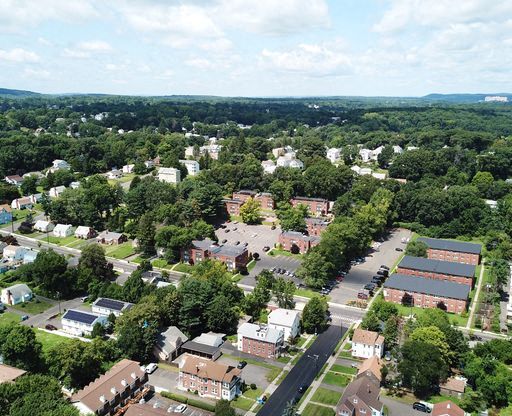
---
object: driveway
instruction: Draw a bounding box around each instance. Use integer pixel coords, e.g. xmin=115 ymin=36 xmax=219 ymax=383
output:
xmin=215 ymin=222 xmax=281 ymax=257
xmin=147 ymin=393 xmax=213 ymax=415
xmin=217 ymin=355 xmax=272 ymax=391
xmin=329 ymin=228 xmax=412 ymax=305
xmin=382 ymin=396 xmax=426 ymax=416
xmin=257 ymin=324 xmax=344 ymax=416
xmin=22 ymin=296 xmax=86 ymax=329
xmin=149 ymin=367 xmax=179 ymax=392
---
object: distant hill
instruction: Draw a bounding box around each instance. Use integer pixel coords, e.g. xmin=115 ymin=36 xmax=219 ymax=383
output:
xmin=422 ymin=93 xmax=512 ymax=103
xmin=0 ymin=88 xmax=40 ymax=98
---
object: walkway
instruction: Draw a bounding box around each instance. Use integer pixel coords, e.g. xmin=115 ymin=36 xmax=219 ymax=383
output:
xmin=467 ymin=260 xmax=485 ymax=329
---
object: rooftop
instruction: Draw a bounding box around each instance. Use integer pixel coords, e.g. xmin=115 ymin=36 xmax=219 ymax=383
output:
xmin=399 ymin=255 xmax=475 ymax=278
xmin=62 ymin=309 xmax=101 ymax=325
xmin=384 ymin=274 xmax=471 ymax=301
xmin=0 ymin=363 xmax=26 ymax=383
xmin=92 ymin=297 xmax=133 ymax=312
xmin=432 ymin=400 xmax=465 ymax=416
xmin=268 ymin=308 xmax=300 ymax=327
xmin=211 ymin=244 xmax=247 ymax=257
xmin=238 ymin=323 xmax=283 ymax=344
xmin=357 ymin=356 xmax=382 ymax=381
xmin=292 ymin=196 xmax=328 ymax=203
xmin=280 ymin=231 xmax=319 ymax=241
xmin=180 ymin=341 xmax=220 ymax=356
xmin=191 ymin=238 xmax=217 ymax=250
xmin=418 ymin=237 xmax=482 ymax=255
xmin=352 ymin=328 xmax=384 ymax=346
xmin=337 ymin=374 xmax=383 ymax=413
xmin=180 ymin=354 xmax=240 ymax=383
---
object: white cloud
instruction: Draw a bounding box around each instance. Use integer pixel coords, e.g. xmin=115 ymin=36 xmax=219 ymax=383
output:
xmin=0 ymin=48 xmax=40 ymax=63
xmin=0 ymin=0 xmax=99 ymax=32
xmin=77 ymin=40 xmax=112 ymax=52
xmin=23 ymin=67 xmax=50 ymax=78
xmin=155 ymin=69 xmax=174 ymax=80
xmin=217 ymin=0 xmax=330 ymax=35
xmin=261 ymin=40 xmax=351 ymax=77
xmin=185 ymin=58 xmax=214 ymax=70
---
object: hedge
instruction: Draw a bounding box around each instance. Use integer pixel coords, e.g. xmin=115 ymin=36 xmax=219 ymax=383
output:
xmin=160 ymin=392 xmax=216 ymax=412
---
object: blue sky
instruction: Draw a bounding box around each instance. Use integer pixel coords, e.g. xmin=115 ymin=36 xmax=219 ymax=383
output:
xmin=0 ymin=0 xmax=511 ymax=97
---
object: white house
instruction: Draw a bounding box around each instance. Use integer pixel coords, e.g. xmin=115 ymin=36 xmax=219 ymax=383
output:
xmin=157 ymin=167 xmax=181 ymax=184
xmin=288 ymin=159 xmax=304 ymax=169
xmin=267 ymin=308 xmax=301 ymax=340
xmin=29 ymin=193 xmax=43 ymax=204
xmin=393 ymin=145 xmax=403 ymax=154
xmin=371 ymin=146 xmax=384 ymax=161
xmin=276 ymin=154 xmax=303 ymax=169
xmin=351 ymin=328 xmax=384 ymax=359
xmin=179 ymin=160 xmax=200 ymax=176
xmin=74 ymin=226 xmax=95 ymax=239
xmin=3 ymin=245 xmax=27 ymax=262
xmin=5 ymin=175 xmax=24 ymax=187
xmin=261 ymin=160 xmax=277 ymax=175
xmin=53 ymin=224 xmax=73 ymax=237
xmin=144 ymin=160 xmax=155 ymax=169
xmin=22 ymin=250 xmax=38 ymax=264
xmin=326 ymin=148 xmax=341 ymax=163
xmin=185 ymin=146 xmax=195 ymax=158
xmin=49 ymin=185 xmax=66 ymax=198
xmin=200 ymin=144 xmax=222 ymax=160
xmin=1 ymin=284 xmax=33 ymax=305
xmin=360 ymin=167 xmax=373 ymax=176
xmin=154 ymin=326 xmax=189 ymax=361
xmin=33 ymin=220 xmax=54 ymax=233
xmin=106 ymin=169 xmax=122 ymax=180
xmin=49 ymin=159 xmax=70 ymax=173
xmin=122 ymin=164 xmax=134 ymax=174
xmin=11 ymin=197 xmax=33 ymax=210
xmin=351 ymin=165 xmax=362 ymax=175
xmin=91 ymin=297 xmax=133 ymax=317
xmin=359 ymin=148 xmax=373 ymax=162
xmin=372 ymin=172 xmax=387 ymax=180
xmin=69 ymin=181 xmax=80 ymax=189
xmin=61 ymin=309 xmax=107 ymax=336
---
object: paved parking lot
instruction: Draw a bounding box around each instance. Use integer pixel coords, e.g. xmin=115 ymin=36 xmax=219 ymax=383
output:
xmin=147 ymin=394 xmax=213 ymax=415
xmin=242 ymin=252 xmax=302 ymax=286
xmin=217 ymin=355 xmax=271 ymax=391
xmin=329 ymin=228 xmax=412 ymax=305
xmin=148 ymin=367 xmax=179 ymax=392
xmin=215 ymin=222 xmax=281 ymax=257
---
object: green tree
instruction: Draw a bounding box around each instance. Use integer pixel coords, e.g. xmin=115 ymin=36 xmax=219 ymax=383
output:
xmin=405 ymin=240 xmax=428 ymax=257
xmin=383 ymin=315 xmax=400 ymax=350
xmin=207 ymin=295 xmax=239 ymax=334
xmin=410 ymin=326 xmax=452 ymax=366
xmin=471 ymin=171 xmax=494 ymax=197
xmin=277 ymin=203 xmax=308 ymax=233
xmin=239 ymin=197 xmax=261 ymax=224
xmin=361 ymin=311 xmax=381 ymax=332
xmin=296 ymin=251 xmax=332 ymax=289
xmin=0 ymin=182 xmax=20 ymax=204
xmin=78 ymin=243 xmax=113 ymax=282
xmin=272 ymin=277 xmax=295 ymax=309
xmin=136 ymin=212 xmax=156 ymax=257
xmin=281 ymin=401 xmax=298 ymax=416
xmin=301 ymin=296 xmax=328 ymax=334
xmin=0 ymin=324 xmax=42 ymax=372
xmin=122 ymin=269 xmax=148 ymax=303
xmin=377 ymin=145 xmax=394 ymax=168
xmin=20 ymin=175 xmax=37 ymax=196
xmin=398 ymin=340 xmax=448 ymax=398
xmin=91 ymin=322 xmax=106 ymax=338
xmin=215 ymin=399 xmax=236 ymax=416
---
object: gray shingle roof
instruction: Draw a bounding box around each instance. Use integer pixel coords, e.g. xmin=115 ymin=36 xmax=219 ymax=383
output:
xmin=238 ymin=323 xmax=283 ymax=344
xmin=399 ymin=255 xmax=475 ymax=278
xmin=417 ymin=237 xmax=482 ymax=255
xmin=211 ymin=244 xmax=247 ymax=257
xmin=384 ymin=274 xmax=470 ymax=300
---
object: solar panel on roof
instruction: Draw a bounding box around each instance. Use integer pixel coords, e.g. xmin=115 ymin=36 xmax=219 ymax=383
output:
xmin=95 ymin=298 xmax=125 ymax=311
xmin=63 ymin=309 xmax=98 ymax=325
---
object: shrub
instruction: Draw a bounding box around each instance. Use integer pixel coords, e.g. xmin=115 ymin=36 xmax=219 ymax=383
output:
xmin=187 ymin=398 xmax=216 ymax=412
xmin=250 ymin=383 xmax=256 ymax=390
xmin=161 ymin=392 xmax=188 ymax=404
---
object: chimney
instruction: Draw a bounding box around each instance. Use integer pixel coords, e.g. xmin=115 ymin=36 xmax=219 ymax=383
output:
xmin=121 ymin=379 xmax=127 ymax=387
xmin=447 ymin=403 xmax=451 ymax=409
xmin=131 ymin=372 xmax=136 ymax=379
xmin=99 ymin=395 xmax=106 ymax=403
xmin=110 ymin=387 xmax=117 ymax=395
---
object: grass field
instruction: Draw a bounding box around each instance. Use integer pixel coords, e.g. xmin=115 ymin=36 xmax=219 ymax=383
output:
xmin=11 ymin=300 xmax=52 ymax=314
xmin=275 ymin=370 xmax=289 ymax=385
xmin=302 ymin=403 xmax=335 ymax=416
xmin=174 ymin=262 xmax=195 ymax=273
xmin=295 ymin=288 xmax=331 ymax=302
xmin=35 ymin=330 xmax=69 ymax=352
xmin=322 ymin=372 xmax=352 ymax=387
xmin=231 ymin=396 xmax=254 ymax=410
xmin=242 ymin=387 xmax=264 ymax=400
xmin=394 ymin=303 xmax=468 ymax=327
xmin=0 ymin=311 xmax=21 ymax=325
xmin=329 ymin=364 xmax=357 ymax=375
xmin=47 ymin=235 xmax=78 ymax=246
xmin=268 ymin=249 xmax=303 ymax=259
xmin=311 ymin=387 xmax=342 ymax=406
xmin=152 ymin=259 xmax=174 ymax=269
xmin=65 ymin=239 xmax=89 ymax=249
xmin=105 ymin=242 xmax=136 ymax=259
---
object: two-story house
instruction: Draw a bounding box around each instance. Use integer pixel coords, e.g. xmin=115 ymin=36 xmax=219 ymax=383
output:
xmin=351 ymin=328 xmax=384 ymax=359
xmin=336 ymin=374 xmax=384 ymax=416
xmin=237 ymin=323 xmax=284 ymax=359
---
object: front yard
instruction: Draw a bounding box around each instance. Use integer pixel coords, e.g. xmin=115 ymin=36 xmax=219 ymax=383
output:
xmin=105 ymin=242 xmax=136 ymax=259
xmin=311 ymin=387 xmax=342 ymax=406
xmin=10 ymin=299 xmax=52 ymax=314
xmin=0 ymin=311 xmax=21 ymax=325
xmin=46 ymin=235 xmax=79 ymax=246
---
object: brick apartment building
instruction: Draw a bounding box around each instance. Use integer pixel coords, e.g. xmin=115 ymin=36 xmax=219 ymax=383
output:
xmin=178 ymin=354 xmax=242 ymax=401
xmin=237 ymin=323 xmax=284 ymax=359
xmin=279 ymin=231 xmax=320 ymax=254
xmin=224 ymin=190 xmax=275 ymax=215
xmin=383 ymin=274 xmax=470 ymax=314
xmin=418 ymin=237 xmax=482 ymax=265
xmin=181 ymin=239 xmax=249 ymax=272
xmin=305 ymin=217 xmax=329 ymax=236
xmin=290 ymin=196 xmax=330 ymax=216
xmin=71 ymin=359 xmax=148 ymax=416
xmin=397 ymin=256 xmax=475 ymax=287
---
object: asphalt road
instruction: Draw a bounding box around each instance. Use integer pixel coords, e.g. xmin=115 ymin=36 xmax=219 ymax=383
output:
xmin=257 ymin=324 xmax=345 ymax=416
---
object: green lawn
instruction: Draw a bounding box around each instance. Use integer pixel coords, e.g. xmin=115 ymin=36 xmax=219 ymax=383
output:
xmin=268 ymin=249 xmax=303 ymax=259
xmin=65 ymin=239 xmax=89 ymax=249
xmin=302 ymin=403 xmax=335 ymax=416
xmin=0 ymin=311 xmax=22 ymax=325
xmin=173 ymin=262 xmax=195 ymax=273
xmin=277 ymin=355 xmax=291 ymax=364
xmin=266 ymin=366 xmax=282 ymax=382
xmin=311 ymin=387 xmax=342 ymax=406
xmin=247 ymin=260 xmax=256 ymax=272
xmin=152 ymin=259 xmax=175 ymax=269
xmin=10 ymin=300 xmax=52 ymax=314
xmin=231 ymin=396 xmax=254 ymax=411
xmin=339 ymin=351 xmax=357 ymax=360
xmin=295 ymin=288 xmax=330 ymax=302
xmin=242 ymin=387 xmax=264 ymax=400
xmin=46 ymin=235 xmax=78 ymax=246
xmin=105 ymin=242 xmax=136 ymax=259
xmin=330 ymin=364 xmax=357 ymax=375
xmin=295 ymin=336 xmax=308 ymax=348
xmin=35 ymin=329 xmax=69 ymax=352
xmin=322 ymin=372 xmax=352 ymax=387
xmin=471 ymin=262 xmax=490 ymax=328
xmin=394 ymin=303 xmax=468 ymax=327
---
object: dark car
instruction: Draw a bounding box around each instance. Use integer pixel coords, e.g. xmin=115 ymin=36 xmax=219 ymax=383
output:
xmin=364 ymin=283 xmax=376 ymax=291
xmin=371 ymin=277 xmax=382 ymax=286
xmin=380 ymin=265 xmax=390 ymax=270
xmin=232 ymin=227 xmax=238 ymax=231
xmin=221 ymin=239 xmax=227 ymax=244
xmin=225 ymin=229 xmax=230 ymax=233
xmin=21 ymin=315 xmax=29 ymax=321
xmin=357 ymin=291 xmax=369 ymax=300
xmin=412 ymin=402 xmax=431 ymax=413
xmin=45 ymin=324 xmax=57 ymax=331
xmin=298 ymin=385 xmax=308 ymax=394
xmin=234 ymin=241 xmax=240 ymax=245
xmin=395 ymin=247 xmax=404 ymax=252
xmin=263 ymin=246 xmax=270 ymax=252
xmin=376 ymin=270 xmax=388 ymax=277
xmin=237 ymin=361 xmax=247 ymax=369
xmin=271 ymin=225 xmax=276 ymax=230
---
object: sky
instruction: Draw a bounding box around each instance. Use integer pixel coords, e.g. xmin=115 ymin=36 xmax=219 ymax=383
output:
xmin=0 ymin=0 xmax=511 ymax=97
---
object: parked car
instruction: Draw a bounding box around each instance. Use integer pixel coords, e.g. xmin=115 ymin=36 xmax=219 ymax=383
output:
xmin=357 ymin=291 xmax=369 ymax=300
xmin=232 ymin=227 xmax=238 ymax=231
xmin=221 ymin=239 xmax=227 ymax=244
xmin=297 ymin=283 xmax=305 ymax=288
xmin=237 ymin=361 xmax=247 ymax=369
xmin=376 ymin=269 xmax=388 ymax=277
xmin=412 ymin=402 xmax=431 ymax=413
xmin=144 ymin=363 xmax=158 ymax=374
xmin=298 ymin=385 xmax=308 ymax=394
xmin=80 ymin=296 xmax=88 ymax=302
xmin=234 ymin=241 xmax=240 ymax=245
xmin=45 ymin=324 xmax=57 ymax=331
xmin=225 ymin=229 xmax=230 ymax=233
xmin=167 ymin=405 xmax=175 ymax=413
xmin=271 ymin=225 xmax=276 ymax=230
xmin=21 ymin=315 xmax=29 ymax=321
xmin=243 ymin=242 xmax=248 ymax=247
xmin=380 ymin=265 xmax=389 ymax=270
xmin=364 ymin=283 xmax=376 ymax=291
xmin=174 ymin=404 xmax=187 ymax=413
xmin=384 ymin=351 xmax=392 ymax=361
xmin=395 ymin=247 xmax=404 ymax=252
xmin=371 ymin=277 xmax=382 ymax=286
xmin=263 ymin=246 xmax=270 ymax=252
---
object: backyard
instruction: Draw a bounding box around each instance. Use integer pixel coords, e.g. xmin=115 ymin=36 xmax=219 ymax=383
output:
xmin=35 ymin=329 xmax=69 ymax=352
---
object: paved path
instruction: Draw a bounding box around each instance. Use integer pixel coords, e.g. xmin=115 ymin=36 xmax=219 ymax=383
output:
xmin=467 ymin=260 xmax=485 ymax=329
xmin=256 ymin=325 xmax=344 ymax=416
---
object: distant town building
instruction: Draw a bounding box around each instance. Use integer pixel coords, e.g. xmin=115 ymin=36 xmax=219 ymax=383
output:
xmin=75 ymin=226 xmax=96 ymax=239
xmin=122 ymin=164 xmax=135 ymax=174
xmin=96 ymin=231 xmax=127 ymax=245
xmin=0 ymin=205 xmax=12 ymax=225
xmin=179 ymin=159 xmax=200 ymax=176
xmin=261 ymin=160 xmax=277 ymax=174
xmin=1 ymin=284 xmax=33 ymax=306
xmin=92 ymin=298 xmax=133 ymax=317
xmin=484 ymin=96 xmax=508 ymax=102
xmin=49 ymin=159 xmax=70 ymax=173
xmin=326 ymin=148 xmax=341 ymax=163
xmin=11 ymin=197 xmax=33 ymax=210
xmin=48 ymin=185 xmax=66 ymax=198
xmin=157 ymin=167 xmax=181 ymax=184
xmin=305 ymin=217 xmax=329 ymax=236
xmin=290 ymin=196 xmax=330 ymax=216
xmin=4 ymin=175 xmax=24 ymax=187
xmin=279 ymin=231 xmax=320 ymax=254
xmin=154 ymin=326 xmax=188 ymax=362
xmin=53 ymin=224 xmax=73 ymax=238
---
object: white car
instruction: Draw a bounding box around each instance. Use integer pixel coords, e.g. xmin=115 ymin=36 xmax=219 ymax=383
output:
xmin=167 ymin=405 xmax=175 ymax=413
xmin=145 ymin=363 xmax=158 ymax=374
xmin=175 ymin=404 xmax=187 ymax=413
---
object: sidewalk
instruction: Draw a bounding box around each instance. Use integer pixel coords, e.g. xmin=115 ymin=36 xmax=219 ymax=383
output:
xmin=467 ymin=261 xmax=485 ymax=329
